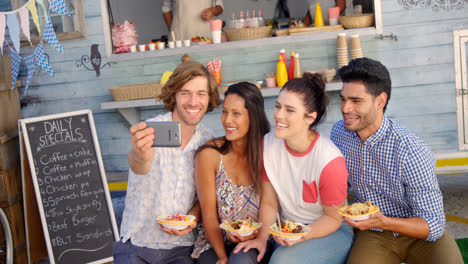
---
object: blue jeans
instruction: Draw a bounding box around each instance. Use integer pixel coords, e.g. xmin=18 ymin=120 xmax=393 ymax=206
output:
xmin=113 ymin=240 xmax=194 ymax=264
xmin=269 ymin=222 xmax=354 ymax=264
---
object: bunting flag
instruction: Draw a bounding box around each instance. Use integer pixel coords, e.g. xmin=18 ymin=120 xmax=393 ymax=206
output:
xmin=26 ymin=0 xmax=41 ymax=35
xmin=49 ymin=0 xmax=70 ymax=16
xmin=34 ymin=40 xmax=55 ymax=77
xmin=43 ymin=17 xmax=63 ymax=53
xmin=19 ymin=8 xmax=32 ymax=45
xmin=1 ymin=0 xmax=67 ymax=90
xmin=10 ymin=47 xmax=21 ymax=89
xmin=6 ymin=13 xmax=20 ymax=53
xmin=24 ymin=55 xmax=35 ymax=92
xmin=0 ymin=14 xmax=5 ymax=55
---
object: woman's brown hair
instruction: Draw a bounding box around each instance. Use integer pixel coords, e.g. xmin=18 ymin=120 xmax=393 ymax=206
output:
xmin=281 ymin=72 xmax=329 ymax=129
xmin=158 ymin=61 xmax=221 ymax=112
xmin=197 ymin=82 xmax=270 ymax=190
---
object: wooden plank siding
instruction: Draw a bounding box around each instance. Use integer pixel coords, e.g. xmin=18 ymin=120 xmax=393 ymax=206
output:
xmin=17 ymin=0 xmax=468 ymax=180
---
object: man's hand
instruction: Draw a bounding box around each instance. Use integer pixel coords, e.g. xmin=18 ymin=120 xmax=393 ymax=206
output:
xmin=226 ymin=230 xmax=258 ymax=243
xmin=234 ymin=238 xmax=267 ymax=262
xmin=272 ymin=234 xmax=305 ymax=247
xmin=129 ymin=122 xmax=155 ymax=162
xmin=344 ymin=211 xmax=387 ymax=230
xmin=160 ymin=222 xmax=196 ymax=236
xmin=200 ymin=8 xmax=215 ymax=21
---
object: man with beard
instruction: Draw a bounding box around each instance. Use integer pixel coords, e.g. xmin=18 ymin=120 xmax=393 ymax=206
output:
xmin=330 ymin=58 xmax=462 ymax=264
xmin=113 ymin=61 xmax=221 ymax=264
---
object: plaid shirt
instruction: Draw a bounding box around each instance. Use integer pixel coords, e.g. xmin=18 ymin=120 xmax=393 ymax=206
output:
xmin=330 ymin=116 xmax=445 ymax=242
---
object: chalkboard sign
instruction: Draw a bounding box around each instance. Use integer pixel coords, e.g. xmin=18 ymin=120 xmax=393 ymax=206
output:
xmin=20 ymin=110 xmax=119 ymax=264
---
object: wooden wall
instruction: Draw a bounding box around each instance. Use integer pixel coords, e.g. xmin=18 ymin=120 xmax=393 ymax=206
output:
xmin=18 ymin=0 xmax=468 ymax=176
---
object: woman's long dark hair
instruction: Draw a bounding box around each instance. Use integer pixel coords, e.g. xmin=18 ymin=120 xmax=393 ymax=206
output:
xmin=197 ymin=82 xmax=270 ymax=189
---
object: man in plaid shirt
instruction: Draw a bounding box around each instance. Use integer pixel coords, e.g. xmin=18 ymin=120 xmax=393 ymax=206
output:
xmin=330 ymin=58 xmax=463 ymax=264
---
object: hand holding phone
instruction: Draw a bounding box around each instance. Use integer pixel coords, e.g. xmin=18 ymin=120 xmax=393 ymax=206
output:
xmin=146 ymin=121 xmax=181 ymax=147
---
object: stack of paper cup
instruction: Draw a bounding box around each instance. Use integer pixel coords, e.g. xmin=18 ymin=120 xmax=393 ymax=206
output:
xmin=350 ymin=35 xmax=363 ymax=59
xmin=337 ymin=33 xmax=349 ymax=69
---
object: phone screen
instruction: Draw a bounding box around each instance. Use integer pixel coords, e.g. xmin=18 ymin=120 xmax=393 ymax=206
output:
xmin=146 ymin=121 xmax=181 ymax=147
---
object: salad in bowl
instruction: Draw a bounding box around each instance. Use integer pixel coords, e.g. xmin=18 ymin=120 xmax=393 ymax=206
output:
xmin=338 ymin=201 xmax=380 ymax=221
xmin=219 ymin=218 xmax=262 ymax=236
xmin=156 ymin=213 xmax=196 ymax=230
xmin=269 ymin=220 xmax=310 ymax=241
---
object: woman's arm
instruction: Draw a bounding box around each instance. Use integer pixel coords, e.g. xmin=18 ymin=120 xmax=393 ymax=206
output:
xmin=195 ymin=147 xmax=228 ymax=262
xmin=234 ymin=180 xmax=279 ymax=262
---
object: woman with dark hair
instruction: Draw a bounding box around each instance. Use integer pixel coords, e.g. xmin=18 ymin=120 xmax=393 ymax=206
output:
xmin=192 ymin=82 xmax=270 ymax=264
xmin=235 ymin=73 xmax=354 ymax=264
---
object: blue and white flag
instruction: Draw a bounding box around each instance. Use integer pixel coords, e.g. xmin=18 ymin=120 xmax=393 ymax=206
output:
xmin=6 ymin=13 xmax=20 ymax=53
xmin=10 ymin=47 xmax=21 ymax=89
xmin=34 ymin=40 xmax=55 ymax=77
xmin=43 ymin=17 xmax=63 ymax=53
xmin=49 ymin=0 xmax=70 ymax=16
xmin=24 ymin=55 xmax=35 ymax=92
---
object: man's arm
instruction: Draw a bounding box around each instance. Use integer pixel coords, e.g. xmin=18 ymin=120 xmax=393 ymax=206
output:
xmin=347 ymin=145 xmax=444 ymax=241
xmin=302 ymin=10 xmax=311 ymax=27
xmin=337 ymin=0 xmax=346 ymax=14
xmin=200 ymin=5 xmax=223 ymax=21
xmin=345 ymin=212 xmax=430 ymax=239
xmin=163 ymin=11 xmax=172 ymax=31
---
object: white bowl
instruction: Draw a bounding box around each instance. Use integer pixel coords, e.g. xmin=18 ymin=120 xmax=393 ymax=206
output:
xmin=230 ymin=230 xmax=255 ymax=236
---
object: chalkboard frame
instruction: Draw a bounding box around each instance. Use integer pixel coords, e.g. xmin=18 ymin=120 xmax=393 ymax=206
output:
xmin=19 ymin=109 xmax=119 ymax=264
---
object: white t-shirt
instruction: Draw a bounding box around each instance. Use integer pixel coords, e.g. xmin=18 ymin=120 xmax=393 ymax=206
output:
xmin=262 ymin=131 xmax=348 ymax=224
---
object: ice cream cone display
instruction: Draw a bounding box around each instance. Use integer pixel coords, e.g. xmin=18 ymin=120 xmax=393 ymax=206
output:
xmin=314 ymin=3 xmax=325 ymax=27
xmin=350 ymin=35 xmax=363 ymax=59
xmin=337 ymin=33 xmax=349 ymax=69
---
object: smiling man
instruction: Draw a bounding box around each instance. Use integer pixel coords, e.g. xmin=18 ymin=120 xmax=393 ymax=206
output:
xmin=113 ymin=61 xmax=221 ymax=264
xmin=330 ymin=58 xmax=463 ymax=264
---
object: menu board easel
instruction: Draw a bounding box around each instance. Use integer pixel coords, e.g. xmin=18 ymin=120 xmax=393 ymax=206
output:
xmin=19 ymin=109 xmax=119 ymax=264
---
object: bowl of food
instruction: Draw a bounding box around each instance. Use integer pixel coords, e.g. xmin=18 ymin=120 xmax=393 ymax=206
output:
xmin=219 ymin=219 xmax=262 ymax=236
xmin=156 ymin=213 xmax=196 ymax=230
xmin=269 ymin=220 xmax=310 ymax=241
xmin=338 ymin=201 xmax=380 ymax=221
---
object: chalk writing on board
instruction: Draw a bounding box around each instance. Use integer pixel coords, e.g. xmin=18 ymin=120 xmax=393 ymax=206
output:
xmin=23 ymin=112 xmax=116 ymax=264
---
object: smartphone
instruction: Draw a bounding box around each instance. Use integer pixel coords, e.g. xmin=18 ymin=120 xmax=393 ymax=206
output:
xmin=146 ymin=121 xmax=181 ymax=147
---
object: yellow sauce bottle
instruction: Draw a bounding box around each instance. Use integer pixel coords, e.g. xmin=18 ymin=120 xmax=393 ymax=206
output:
xmin=276 ymin=55 xmax=288 ymax=87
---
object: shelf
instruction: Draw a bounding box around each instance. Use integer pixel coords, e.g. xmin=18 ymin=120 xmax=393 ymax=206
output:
xmin=107 ymin=27 xmax=377 ymax=62
xmin=101 ymin=82 xmax=342 ymax=125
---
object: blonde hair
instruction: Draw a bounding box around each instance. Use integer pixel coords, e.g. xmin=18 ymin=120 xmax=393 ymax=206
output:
xmin=158 ymin=61 xmax=221 ymax=112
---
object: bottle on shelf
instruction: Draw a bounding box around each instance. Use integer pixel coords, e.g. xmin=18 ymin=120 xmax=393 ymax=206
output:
xmin=288 ymin=51 xmax=295 ymax=80
xmin=258 ymin=9 xmax=264 ymax=26
xmin=238 ymin=11 xmax=245 ymax=29
xmin=280 ymin=49 xmax=287 ymax=68
xmin=276 ymin=55 xmax=288 ymax=88
xmin=251 ymin=9 xmax=259 ymax=27
xmin=229 ymin=12 xmax=236 ymax=29
xmin=294 ymin=53 xmax=303 ymax=78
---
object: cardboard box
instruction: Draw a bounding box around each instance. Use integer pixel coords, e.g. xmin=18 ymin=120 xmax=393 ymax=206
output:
xmin=0 ymin=88 xmax=22 ymax=136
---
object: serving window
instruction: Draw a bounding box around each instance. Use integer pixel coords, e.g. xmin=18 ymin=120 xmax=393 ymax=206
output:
xmin=99 ymin=0 xmax=382 ymax=59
